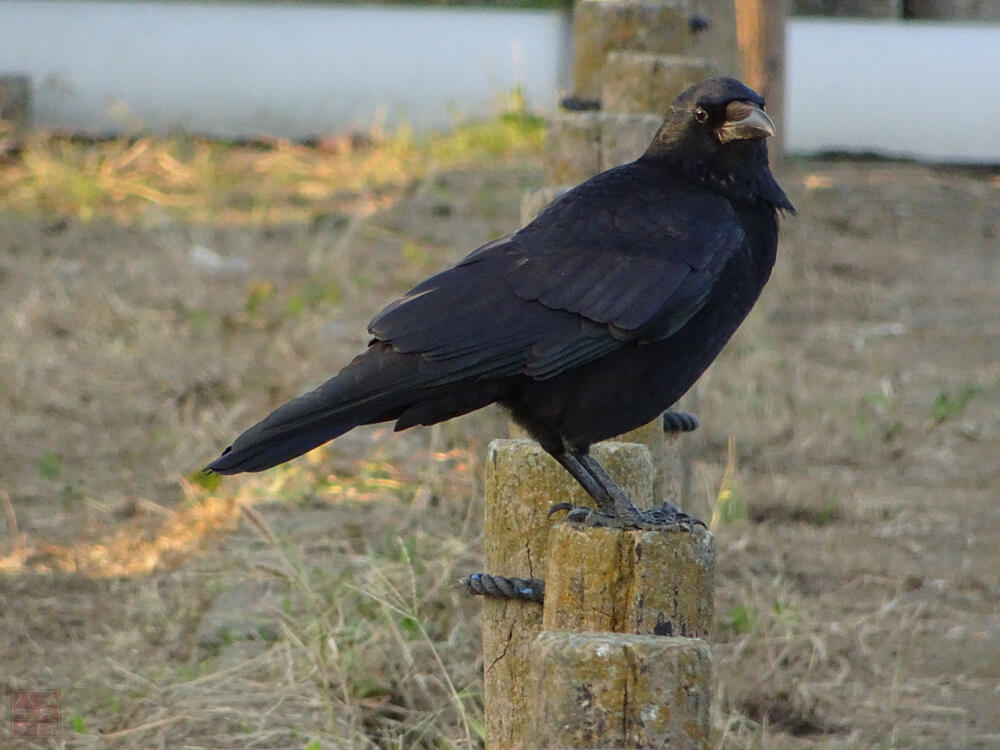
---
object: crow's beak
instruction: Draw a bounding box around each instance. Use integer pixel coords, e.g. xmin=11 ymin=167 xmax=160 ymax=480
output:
xmin=716 ymin=101 xmax=775 ymax=143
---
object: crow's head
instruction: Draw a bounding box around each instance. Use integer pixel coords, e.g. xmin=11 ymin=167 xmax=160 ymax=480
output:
xmin=644 ymin=77 xmax=793 ymax=211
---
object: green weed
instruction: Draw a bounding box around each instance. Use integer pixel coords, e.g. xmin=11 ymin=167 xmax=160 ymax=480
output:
xmin=37 ymin=452 xmax=62 ymax=480
xmin=931 ymin=385 xmax=981 ymax=423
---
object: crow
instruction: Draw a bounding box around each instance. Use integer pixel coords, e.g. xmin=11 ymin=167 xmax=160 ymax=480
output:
xmin=208 ymin=77 xmax=793 ymax=529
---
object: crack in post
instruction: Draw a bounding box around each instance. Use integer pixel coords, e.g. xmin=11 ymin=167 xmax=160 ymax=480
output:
xmin=485 ymin=623 xmax=514 ymax=675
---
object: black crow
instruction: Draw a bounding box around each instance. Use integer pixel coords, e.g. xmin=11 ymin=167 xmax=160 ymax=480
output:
xmin=208 ymin=77 xmax=793 ymax=529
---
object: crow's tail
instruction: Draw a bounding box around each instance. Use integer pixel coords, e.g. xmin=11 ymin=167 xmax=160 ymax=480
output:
xmin=206 ymin=345 xmax=421 ymax=475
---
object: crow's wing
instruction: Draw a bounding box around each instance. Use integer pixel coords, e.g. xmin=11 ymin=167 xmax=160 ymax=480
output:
xmin=368 ymin=164 xmax=746 ymax=382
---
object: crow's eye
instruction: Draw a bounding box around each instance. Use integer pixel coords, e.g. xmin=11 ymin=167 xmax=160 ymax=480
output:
xmin=694 ymin=107 xmax=709 ymax=124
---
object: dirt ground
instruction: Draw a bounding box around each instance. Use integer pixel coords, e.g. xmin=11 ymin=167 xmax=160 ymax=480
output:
xmin=1 ymin=148 xmax=998 ymax=749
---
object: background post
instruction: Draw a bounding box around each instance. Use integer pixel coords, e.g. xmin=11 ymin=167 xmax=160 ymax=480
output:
xmin=0 ymin=74 xmax=31 ymax=157
xmin=736 ymin=0 xmax=788 ymax=163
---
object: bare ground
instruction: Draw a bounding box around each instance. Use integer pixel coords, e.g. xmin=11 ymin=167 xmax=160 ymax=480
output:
xmin=1 ymin=151 xmax=998 ymax=748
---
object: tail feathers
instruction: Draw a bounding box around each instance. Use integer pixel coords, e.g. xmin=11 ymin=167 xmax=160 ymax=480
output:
xmin=207 ymin=414 xmax=359 ymax=474
xmin=207 ymin=346 xmax=420 ymax=475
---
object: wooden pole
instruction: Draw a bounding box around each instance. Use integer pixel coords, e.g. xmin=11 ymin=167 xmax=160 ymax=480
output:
xmin=482 ymin=439 xmax=715 ymax=749
xmin=483 ymin=439 xmax=655 ymax=750
xmin=0 ymin=75 xmax=31 ymax=157
xmin=533 ymin=519 xmax=715 ymax=748
xmin=735 ymin=0 xmax=788 ymax=164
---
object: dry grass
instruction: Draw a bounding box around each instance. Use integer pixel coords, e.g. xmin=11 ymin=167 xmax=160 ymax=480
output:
xmin=0 ymin=116 xmax=997 ymax=749
xmin=0 ymin=106 xmax=544 ymax=227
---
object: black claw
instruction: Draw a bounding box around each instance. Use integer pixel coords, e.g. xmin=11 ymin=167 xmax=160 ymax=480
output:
xmin=567 ymin=507 xmax=602 ymax=525
xmin=549 ymin=503 xmax=611 ymax=526
xmin=643 ymin=502 xmax=708 ymax=531
xmin=548 ymin=501 xmax=577 ymax=517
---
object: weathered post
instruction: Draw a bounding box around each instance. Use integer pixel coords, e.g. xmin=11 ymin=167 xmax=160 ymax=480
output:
xmin=530 ymin=632 xmax=713 ymax=749
xmin=483 ymin=439 xmax=657 ymax=749
xmin=541 ymin=524 xmax=714 ymax=638
xmin=570 ymin=0 xmax=740 ymax=103
xmin=543 ymin=0 xmax=740 ymax=188
xmin=0 ymin=74 xmax=31 ymax=156
xmin=482 ymin=438 xmax=715 ymax=749
xmin=735 ymin=0 xmax=788 ymax=162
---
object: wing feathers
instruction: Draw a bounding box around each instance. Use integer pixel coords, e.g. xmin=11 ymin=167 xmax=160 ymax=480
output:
xmin=367 ymin=163 xmax=747 ymax=384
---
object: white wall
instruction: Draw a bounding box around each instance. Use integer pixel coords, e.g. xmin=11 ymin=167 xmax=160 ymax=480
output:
xmin=1 ymin=0 xmax=571 ymax=137
xmin=2 ymin=1 xmax=998 ymax=162
xmin=786 ymin=18 xmax=1000 ymax=162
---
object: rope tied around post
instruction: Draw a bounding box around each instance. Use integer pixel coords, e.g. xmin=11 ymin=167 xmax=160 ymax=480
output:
xmin=461 ymin=573 xmax=545 ymax=604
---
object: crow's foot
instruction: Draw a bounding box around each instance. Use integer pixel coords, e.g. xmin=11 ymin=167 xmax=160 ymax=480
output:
xmin=548 ymin=501 xmax=706 ymax=532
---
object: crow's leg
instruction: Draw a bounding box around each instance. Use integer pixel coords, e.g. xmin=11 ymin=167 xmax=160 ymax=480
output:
xmin=574 ymin=451 xmax=642 ymax=517
xmin=550 ymin=448 xmax=706 ymax=532
xmin=550 ymin=450 xmax=629 ymax=516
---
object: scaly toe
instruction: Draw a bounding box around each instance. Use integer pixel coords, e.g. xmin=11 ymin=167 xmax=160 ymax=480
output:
xmin=548 ymin=503 xmax=616 ymax=527
xmin=549 ymin=502 xmax=705 ymax=532
xmin=640 ymin=502 xmax=707 ymax=531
